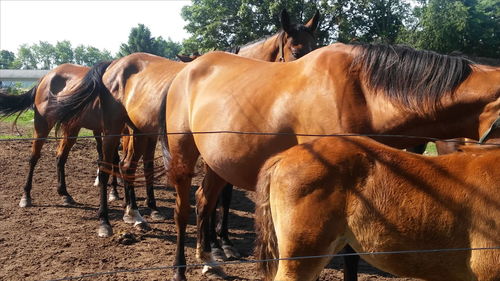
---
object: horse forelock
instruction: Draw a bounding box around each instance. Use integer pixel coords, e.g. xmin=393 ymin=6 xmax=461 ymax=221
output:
xmin=352 ymin=44 xmax=473 ymax=115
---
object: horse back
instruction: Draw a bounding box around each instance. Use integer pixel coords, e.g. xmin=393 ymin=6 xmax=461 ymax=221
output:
xmin=101 ymin=53 xmax=185 ymax=133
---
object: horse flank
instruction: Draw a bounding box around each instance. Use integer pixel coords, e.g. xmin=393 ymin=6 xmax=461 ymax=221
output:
xmin=254 ymin=154 xmax=284 ymax=281
xmin=352 ymin=44 xmax=473 ymax=115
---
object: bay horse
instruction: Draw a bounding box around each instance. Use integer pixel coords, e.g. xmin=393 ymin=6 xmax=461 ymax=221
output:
xmin=53 ymin=9 xmax=320 ymax=241
xmin=54 ymin=54 xmax=186 ymax=235
xmin=209 ymin=8 xmax=320 ymax=262
xmin=162 ymin=43 xmax=500 ymax=280
xmin=0 ymin=64 xmax=120 ymax=208
xmin=255 ymin=136 xmax=500 ymax=281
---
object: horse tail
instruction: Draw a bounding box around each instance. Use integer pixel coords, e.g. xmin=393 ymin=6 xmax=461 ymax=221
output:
xmin=52 ymin=60 xmax=112 ymax=126
xmin=255 ymin=155 xmax=283 ymax=281
xmin=0 ymin=84 xmax=37 ymax=118
xmin=159 ymin=81 xmax=172 ymax=176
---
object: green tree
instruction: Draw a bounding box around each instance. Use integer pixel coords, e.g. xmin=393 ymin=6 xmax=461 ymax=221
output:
xmin=405 ymin=0 xmax=499 ymax=57
xmin=14 ymin=44 xmax=38 ymax=69
xmin=32 ymin=41 xmax=56 ymax=69
xmin=54 ymin=40 xmax=74 ymax=65
xmin=156 ymin=36 xmax=183 ymax=60
xmin=118 ymin=24 xmax=166 ymax=57
xmin=74 ymin=45 xmax=113 ymax=66
xmin=181 ymin=0 xmax=323 ymax=53
xmin=0 ymin=50 xmax=16 ymax=69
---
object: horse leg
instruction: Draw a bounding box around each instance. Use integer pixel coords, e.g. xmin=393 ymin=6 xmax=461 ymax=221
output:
xmin=144 ymin=137 xmax=165 ymax=221
xmin=55 ymin=126 xmax=81 ymax=206
xmin=167 ymin=137 xmax=199 ymax=281
xmin=209 ymin=199 xmax=225 ymax=261
xmin=210 ymin=183 xmax=241 ymax=261
xmin=196 ymin=168 xmax=228 ymax=278
xmin=343 ymin=245 xmax=360 ymax=281
xmin=109 ymin=145 xmax=121 ymax=201
xmin=19 ymin=119 xmax=49 ymax=208
xmin=270 ymin=195 xmax=344 ymax=281
xmin=93 ymin=130 xmax=103 ymax=187
xmin=96 ymin=132 xmax=121 ymax=237
xmin=217 ymin=183 xmax=241 ymax=259
xmin=94 ymin=130 xmax=120 ymax=201
xmin=120 ymin=134 xmax=148 ymax=230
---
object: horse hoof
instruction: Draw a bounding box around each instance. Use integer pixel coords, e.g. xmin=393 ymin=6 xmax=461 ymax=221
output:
xmin=134 ymin=221 xmax=151 ymax=232
xmin=108 ymin=190 xmax=119 ymax=202
xmin=150 ymin=210 xmax=166 ymax=221
xmin=98 ymin=224 xmax=113 ymax=237
xmin=19 ymin=197 xmax=32 ymax=208
xmin=62 ymin=195 xmax=76 ymax=206
xmin=222 ymin=245 xmax=241 ymax=260
xmin=93 ymin=175 xmax=99 ymax=187
xmin=123 ymin=214 xmax=136 ymax=224
xmin=170 ymin=272 xmax=187 ymax=281
xmin=211 ymin=247 xmax=227 ymax=262
xmin=202 ymin=265 xmax=227 ymax=279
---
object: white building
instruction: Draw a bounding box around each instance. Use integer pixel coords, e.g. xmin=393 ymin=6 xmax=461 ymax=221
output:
xmin=0 ymin=69 xmax=49 ymax=88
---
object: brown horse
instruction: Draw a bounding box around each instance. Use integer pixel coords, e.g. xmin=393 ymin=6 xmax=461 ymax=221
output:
xmin=0 ymin=64 xmax=120 ymax=208
xmin=54 ymin=54 xmax=186 ymax=236
xmin=162 ymin=43 xmax=500 ymax=280
xmin=208 ymin=8 xmax=320 ymax=262
xmin=53 ymin=9 xmax=320 ymax=241
xmin=255 ymin=136 xmax=500 ymax=281
xmin=237 ymin=9 xmax=319 ymax=61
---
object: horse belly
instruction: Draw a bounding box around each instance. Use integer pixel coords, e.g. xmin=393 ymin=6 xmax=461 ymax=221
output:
xmin=194 ymin=133 xmax=297 ymax=190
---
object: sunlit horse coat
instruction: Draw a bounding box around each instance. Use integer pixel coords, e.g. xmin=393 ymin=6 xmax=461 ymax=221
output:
xmin=255 ymin=136 xmax=500 ymax=281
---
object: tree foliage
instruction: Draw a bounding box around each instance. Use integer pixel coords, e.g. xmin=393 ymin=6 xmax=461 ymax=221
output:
xmin=74 ymin=45 xmax=113 ymax=66
xmin=0 ymin=50 xmax=16 ymax=69
xmin=118 ymin=24 xmax=182 ymax=60
xmin=4 ymin=42 xmax=113 ymax=69
xmin=181 ymin=0 xmax=323 ymax=53
xmin=3 ymin=0 xmax=498 ymax=70
xmin=400 ymin=0 xmax=499 ymax=57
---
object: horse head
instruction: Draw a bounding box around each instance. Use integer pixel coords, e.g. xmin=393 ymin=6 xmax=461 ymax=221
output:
xmin=279 ymin=9 xmax=320 ymax=61
xmin=176 ymin=52 xmax=201 ymax=63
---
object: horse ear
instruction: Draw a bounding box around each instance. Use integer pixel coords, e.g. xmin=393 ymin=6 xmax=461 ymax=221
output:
xmin=280 ymin=9 xmax=292 ymax=34
xmin=177 ymin=54 xmax=193 ymax=63
xmin=305 ymin=9 xmax=320 ymax=32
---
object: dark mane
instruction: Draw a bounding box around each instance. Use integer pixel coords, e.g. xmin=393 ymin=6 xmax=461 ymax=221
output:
xmin=352 ymin=44 xmax=473 ymax=115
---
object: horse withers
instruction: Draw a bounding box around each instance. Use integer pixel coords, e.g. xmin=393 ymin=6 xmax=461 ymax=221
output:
xmin=255 ymin=136 xmax=500 ymax=281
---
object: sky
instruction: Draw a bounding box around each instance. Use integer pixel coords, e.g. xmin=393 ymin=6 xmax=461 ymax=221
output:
xmin=0 ymin=0 xmax=192 ymax=55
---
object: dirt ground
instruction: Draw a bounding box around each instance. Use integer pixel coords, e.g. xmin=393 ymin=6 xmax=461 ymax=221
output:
xmin=0 ymin=122 xmax=417 ymax=281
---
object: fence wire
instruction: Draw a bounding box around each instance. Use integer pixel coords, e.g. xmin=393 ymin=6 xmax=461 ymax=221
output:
xmin=45 ymin=246 xmax=500 ymax=281
xmin=1 ymin=130 xmax=500 ymax=147
xmin=2 ymin=129 xmax=499 ymax=280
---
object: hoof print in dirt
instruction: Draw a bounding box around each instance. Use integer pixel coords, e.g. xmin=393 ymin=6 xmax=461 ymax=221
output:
xmin=116 ymin=232 xmax=140 ymax=245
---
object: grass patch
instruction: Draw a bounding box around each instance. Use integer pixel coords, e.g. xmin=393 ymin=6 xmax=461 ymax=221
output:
xmin=424 ymin=142 xmax=437 ymax=156
xmin=1 ymin=110 xmax=35 ymax=126
xmin=0 ymin=110 xmax=95 ymax=139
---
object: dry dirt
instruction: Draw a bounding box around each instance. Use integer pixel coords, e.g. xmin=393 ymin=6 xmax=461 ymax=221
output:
xmin=0 ymin=122 xmax=417 ymax=281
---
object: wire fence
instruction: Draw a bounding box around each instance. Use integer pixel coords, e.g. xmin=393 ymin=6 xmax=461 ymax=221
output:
xmin=2 ymin=129 xmax=499 ymax=280
xmin=1 ymin=130 xmax=500 ymax=146
xmin=45 ymin=246 xmax=500 ymax=281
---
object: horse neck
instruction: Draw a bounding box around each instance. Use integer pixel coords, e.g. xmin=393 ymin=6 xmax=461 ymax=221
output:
xmin=238 ymin=33 xmax=283 ymax=62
